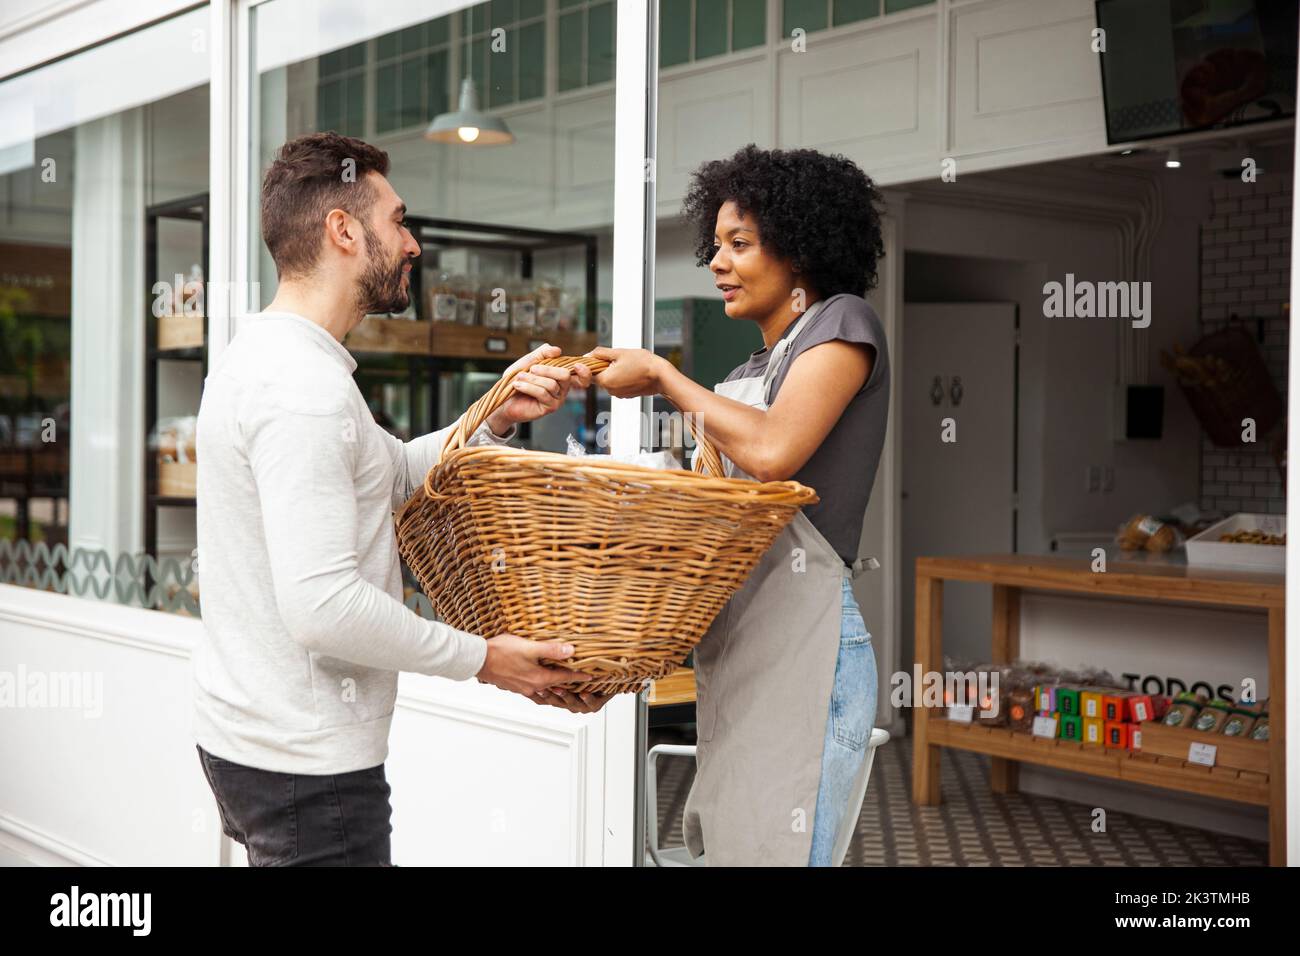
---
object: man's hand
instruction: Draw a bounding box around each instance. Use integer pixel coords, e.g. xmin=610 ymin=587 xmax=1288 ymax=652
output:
xmin=476 ymin=634 xmax=595 ymax=697
xmin=585 ymin=347 xmax=667 ymax=399
xmin=530 ymin=687 xmax=615 ymax=714
xmin=486 ymin=344 xmax=592 ymax=435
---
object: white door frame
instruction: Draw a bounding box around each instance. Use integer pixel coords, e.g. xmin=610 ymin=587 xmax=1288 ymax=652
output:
xmin=1284 ymin=46 xmax=1300 ymax=868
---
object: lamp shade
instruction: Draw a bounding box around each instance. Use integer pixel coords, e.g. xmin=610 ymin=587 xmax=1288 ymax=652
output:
xmin=425 ymin=77 xmax=514 ymax=146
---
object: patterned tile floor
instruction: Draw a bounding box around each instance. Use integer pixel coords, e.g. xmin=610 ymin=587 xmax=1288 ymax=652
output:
xmin=648 ymin=729 xmax=1268 ymax=866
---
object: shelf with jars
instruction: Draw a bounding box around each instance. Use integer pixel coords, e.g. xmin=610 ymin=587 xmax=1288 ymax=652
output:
xmin=343 ymin=216 xmax=601 ymax=447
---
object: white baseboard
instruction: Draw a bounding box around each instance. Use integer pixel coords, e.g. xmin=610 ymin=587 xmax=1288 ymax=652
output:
xmin=0 ymin=811 xmax=112 ymax=866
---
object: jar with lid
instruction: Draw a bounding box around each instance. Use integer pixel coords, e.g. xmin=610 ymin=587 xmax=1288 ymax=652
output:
xmin=428 ymin=269 xmax=459 ymax=323
xmin=509 ymin=279 xmax=537 ymax=333
xmin=481 ymin=279 xmax=510 ymax=330
xmin=454 ymin=274 xmax=478 ymax=325
xmin=535 ymin=279 xmax=562 ymax=332
xmin=558 ymin=286 xmax=580 ymax=332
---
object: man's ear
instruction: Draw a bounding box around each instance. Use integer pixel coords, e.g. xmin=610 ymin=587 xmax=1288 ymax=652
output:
xmin=323 ymin=208 xmax=358 ymax=256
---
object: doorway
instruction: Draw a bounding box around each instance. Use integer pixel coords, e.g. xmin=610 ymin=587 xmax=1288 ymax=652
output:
xmin=900 ymin=302 xmax=1018 ymax=671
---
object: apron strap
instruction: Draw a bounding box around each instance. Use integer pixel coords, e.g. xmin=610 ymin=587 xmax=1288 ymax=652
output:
xmin=762 ymin=300 xmax=825 ymax=406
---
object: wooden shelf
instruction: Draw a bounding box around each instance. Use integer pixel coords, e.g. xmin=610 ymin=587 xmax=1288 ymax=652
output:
xmin=344 ymin=318 xmax=598 ymax=360
xmin=930 ymin=718 xmax=1269 ymax=806
xmin=157 ymin=460 xmax=196 ymax=498
xmin=430 ymin=324 xmax=598 ymax=361
xmin=345 ymin=317 xmax=431 ymax=355
xmin=157 ymin=314 xmax=205 ymax=351
xmin=916 ymin=553 xmax=1282 ymax=609
xmin=913 ymin=554 xmax=1286 ymax=865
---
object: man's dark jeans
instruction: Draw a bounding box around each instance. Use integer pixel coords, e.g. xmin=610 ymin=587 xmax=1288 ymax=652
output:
xmin=196 ymin=745 xmax=393 ymax=866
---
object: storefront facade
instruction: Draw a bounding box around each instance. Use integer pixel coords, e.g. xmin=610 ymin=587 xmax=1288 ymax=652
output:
xmin=2 ymin=0 xmax=1299 ymax=866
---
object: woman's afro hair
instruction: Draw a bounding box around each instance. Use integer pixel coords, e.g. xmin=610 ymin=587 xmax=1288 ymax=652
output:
xmin=681 ymin=144 xmax=885 ymax=299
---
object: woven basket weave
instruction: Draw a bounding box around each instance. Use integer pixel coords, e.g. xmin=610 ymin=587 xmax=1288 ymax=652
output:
xmin=395 ymin=355 xmax=817 ymax=695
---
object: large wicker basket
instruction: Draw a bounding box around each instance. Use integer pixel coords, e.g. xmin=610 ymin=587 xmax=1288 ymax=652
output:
xmin=395 ymin=355 xmax=817 ymax=695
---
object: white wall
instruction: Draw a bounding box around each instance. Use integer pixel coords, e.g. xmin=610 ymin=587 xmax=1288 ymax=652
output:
xmin=902 ymin=164 xmax=1208 ymax=548
xmin=0 ymin=584 xmax=614 ymax=865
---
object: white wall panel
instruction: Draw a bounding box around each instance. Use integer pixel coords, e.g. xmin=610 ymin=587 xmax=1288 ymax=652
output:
xmin=949 ymin=0 xmax=1105 ymax=156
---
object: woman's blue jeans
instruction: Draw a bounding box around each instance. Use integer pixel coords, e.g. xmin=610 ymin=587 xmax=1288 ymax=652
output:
xmin=808 ymin=575 xmax=878 ymax=866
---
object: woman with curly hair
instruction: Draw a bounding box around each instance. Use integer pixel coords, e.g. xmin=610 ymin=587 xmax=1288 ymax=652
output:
xmin=539 ymin=144 xmax=890 ymax=866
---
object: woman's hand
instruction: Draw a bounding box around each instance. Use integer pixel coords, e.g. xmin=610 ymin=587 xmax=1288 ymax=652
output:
xmin=529 ymin=686 xmax=615 ymax=714
xmin=586 ymin=347 xmax=667 ymax=398
xmin=486 ymin=344 xmax=592 ymax=434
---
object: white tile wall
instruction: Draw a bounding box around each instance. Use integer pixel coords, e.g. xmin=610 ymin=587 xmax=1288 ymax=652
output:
xmin=1199 ymin=175 xmax=1291 ymax=516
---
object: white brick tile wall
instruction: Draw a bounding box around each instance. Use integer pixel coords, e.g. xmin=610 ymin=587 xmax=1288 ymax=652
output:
xmin=1198 ymin=176 xmax=1291 ymax=516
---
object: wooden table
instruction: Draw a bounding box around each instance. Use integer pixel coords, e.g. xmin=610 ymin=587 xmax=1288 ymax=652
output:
xmin=912 ymin=554 xmax=1286 ymax=866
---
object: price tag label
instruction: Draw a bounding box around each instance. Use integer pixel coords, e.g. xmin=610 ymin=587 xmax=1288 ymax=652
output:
xmin=948 ymin=705 xmax=973 ymax=723
xmin=1032 ymin=715 xmax=1058 ymax=739
xmin=1188 ymin=742 xmax=1217 ymax=767
xmin=484 ymin=336 xmax=508 ymax=353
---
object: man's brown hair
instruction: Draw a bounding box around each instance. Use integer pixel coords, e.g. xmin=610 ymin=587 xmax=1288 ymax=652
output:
xmin=260 ymin=131 xmax=391 ymax=279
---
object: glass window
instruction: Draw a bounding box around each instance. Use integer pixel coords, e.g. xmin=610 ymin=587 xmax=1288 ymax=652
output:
xmin=373 ymin=17 xmax=455 ymax=135
xmin=558 ymin=0 xmax=617 ymax=92
xmin=783 ymin=0 xmax=931 ymax=36
xmin=459 ymin=0 xmax=547 ymax=109
xmin=0 ymin=8 xmax=210 ymax=614
xmin=660 ymin=1 xmax=767 ymax=68
xmin=834 ymin=0 xmax=879 ymax=27
xmin=783 ymin=0 xmax=829 ymax=38
xmin=250 ymin=0 xmax=623 ymax=618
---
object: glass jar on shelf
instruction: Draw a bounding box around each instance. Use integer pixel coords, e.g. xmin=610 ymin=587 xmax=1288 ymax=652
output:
xmin=535 ymin=278 xmax=562 ymax=333
xmin=427 ymin=269 xmax=459 ymax=323
xmin=558 ymin=286 xmax=581 ymax=332
xmin=454 ymin=274 xmax=478 ymax=325
xmin=509 ymin=278 xmax=536 ymax=334
xmin=481 ymin=278 xmax=510 ymax=330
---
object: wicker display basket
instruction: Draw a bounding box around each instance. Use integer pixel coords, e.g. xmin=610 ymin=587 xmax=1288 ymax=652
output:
xmin=395 ymin=355 xmax=817 ymax=695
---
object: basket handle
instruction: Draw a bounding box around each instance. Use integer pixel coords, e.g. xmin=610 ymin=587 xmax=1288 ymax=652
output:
xmin=436 ymin=354 xmax=725 ymax=477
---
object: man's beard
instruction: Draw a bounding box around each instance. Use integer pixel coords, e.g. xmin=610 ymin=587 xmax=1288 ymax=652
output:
xmin=355 ymin=221 xmax=411 ymax=315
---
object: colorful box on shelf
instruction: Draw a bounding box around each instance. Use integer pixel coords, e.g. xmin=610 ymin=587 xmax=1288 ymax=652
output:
xmin=1104 ymin=721 xmax=1129 ymax=749
xmin=1127 ymin=694 xmax=1154 ymax=723
xmin=1080 ymin=690 xmax=1102 ymax=719
xmin=1056 ymin=687 xmax=1080 ymax=716
xmin=1101 ymin=694 xmax=1125 ymax=722
xmin=1058 ymin=713 xmax=1082 ymax=741
xmin=1083 ymin=717 xmax=1103 ymax=745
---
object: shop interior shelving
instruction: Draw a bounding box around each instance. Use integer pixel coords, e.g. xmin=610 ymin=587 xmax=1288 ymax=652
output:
xmin=912 ymin=553 xmax=1285 ymax=866
xmin=343 ymin=216 xmax=601 ymax=445
xmin=142 ymin=192 xmax=208 ymax=604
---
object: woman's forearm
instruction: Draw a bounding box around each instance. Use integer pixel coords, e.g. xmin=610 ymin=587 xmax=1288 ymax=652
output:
xmin=656 ymin=359 xmax=782 ymax=480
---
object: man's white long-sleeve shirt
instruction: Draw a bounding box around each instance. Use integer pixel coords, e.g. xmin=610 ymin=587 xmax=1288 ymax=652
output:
xmin=192 ymin=310 xmax=506 ymax=774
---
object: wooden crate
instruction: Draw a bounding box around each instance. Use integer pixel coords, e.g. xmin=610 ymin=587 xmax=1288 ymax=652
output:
xmin=158 ymin=460 xmax=197 ymax=498
xmin=344 ymin=317 xmax=432 ymax=355
xmin=158 ymin=314 xmax=204 ymax=350
xmin=1136 ymin=720 xmax=1269 ymax=774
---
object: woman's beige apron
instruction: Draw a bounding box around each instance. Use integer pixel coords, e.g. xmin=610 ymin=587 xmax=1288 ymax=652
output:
xmin=682 ymin=303 xmax=874 ymax=866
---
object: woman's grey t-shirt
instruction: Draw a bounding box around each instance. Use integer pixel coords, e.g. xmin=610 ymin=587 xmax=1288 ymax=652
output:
xmin=721 ymin=293 xmax=890 ymax=565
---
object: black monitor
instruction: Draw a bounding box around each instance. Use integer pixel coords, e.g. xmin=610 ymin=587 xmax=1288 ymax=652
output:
xmin=1095 ymin=0 xmax=1298 ymax=144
